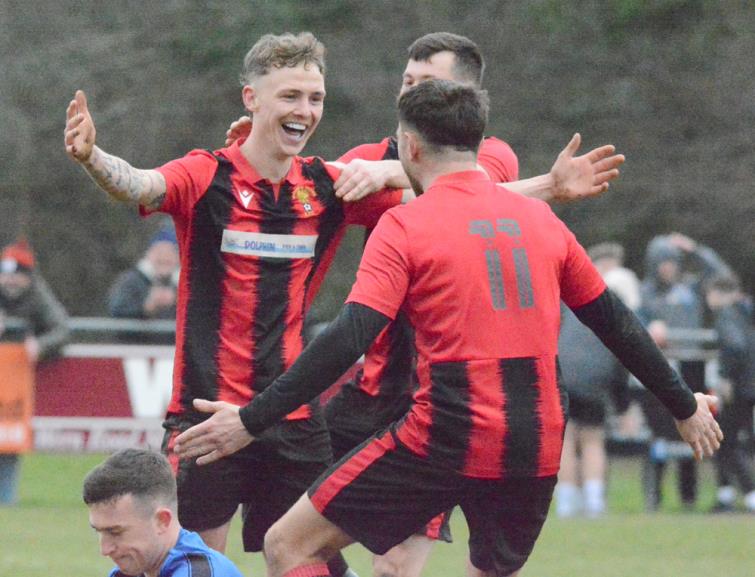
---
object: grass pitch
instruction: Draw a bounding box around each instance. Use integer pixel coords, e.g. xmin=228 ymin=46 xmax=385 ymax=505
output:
xmin=1 ymin=453 xmax=752 ymax=577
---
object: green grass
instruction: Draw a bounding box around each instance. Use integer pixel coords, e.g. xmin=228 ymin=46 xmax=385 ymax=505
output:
xmin=1 ymin=453 xmax=752 ymax=577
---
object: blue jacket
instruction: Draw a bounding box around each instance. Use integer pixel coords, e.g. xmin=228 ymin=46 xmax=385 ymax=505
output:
xmin=109 ymin=528 xmax=244 ymax=577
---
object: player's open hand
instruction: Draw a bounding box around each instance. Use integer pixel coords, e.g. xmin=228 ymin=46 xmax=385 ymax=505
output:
xmin=550 ymin=133 xmax=625 ymax=202
xmin=333 ymin=159 xmax=392 ymax=202
xmin=64 ymin=90 xmax=96 ymax=163
xmin=173 ymin=399 xmax=255 ymax=465
xmin=225 ymin=115 xmax=252 ymax=146
xmin=675 ymin=393 xmax=723 ymax=461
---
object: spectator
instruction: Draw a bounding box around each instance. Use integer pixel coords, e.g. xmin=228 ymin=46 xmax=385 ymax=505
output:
xmin=83 ymin=449 xmax=244 ymax=577
xmin=0 ymin=239 xmax=70 ymax=362
xmin=555 ymin=243 xmax=638 ymax=518
xmin=638 ymin=232 xmax=732 ymax=510
xmin=704 ymin=274 xmax=755 ymax=513
xmin=108 ymin=224 xmax=179 ymax=320
xmin=0 ymin=238 xmax=70 ymax=505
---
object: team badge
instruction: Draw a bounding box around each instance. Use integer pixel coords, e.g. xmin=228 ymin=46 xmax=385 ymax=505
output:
xmin=293 ymin=186 xmax=315 ymax=214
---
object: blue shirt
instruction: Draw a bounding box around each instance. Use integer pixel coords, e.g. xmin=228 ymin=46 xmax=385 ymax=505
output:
xmin=109 ymin=528 xmax=244 ymax=577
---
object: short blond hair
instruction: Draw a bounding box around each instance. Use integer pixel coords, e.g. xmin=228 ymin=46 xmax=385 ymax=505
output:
xmin=240 ymin=32 xmax=325 ymax=85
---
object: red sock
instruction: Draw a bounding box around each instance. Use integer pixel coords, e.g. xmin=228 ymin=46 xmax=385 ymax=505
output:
xmin=281 ymin=563 xmax=331 ymax=577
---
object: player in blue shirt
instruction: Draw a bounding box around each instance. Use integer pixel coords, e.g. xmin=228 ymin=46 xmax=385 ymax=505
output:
xmin=83 ymin=449 xmax=244 ymax=577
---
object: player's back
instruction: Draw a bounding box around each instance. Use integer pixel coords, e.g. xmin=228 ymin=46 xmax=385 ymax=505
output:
xmin=375 ymin=170 xmax=605 ymax=478
xmin=397 ymin=171 xmax=597 ymax=365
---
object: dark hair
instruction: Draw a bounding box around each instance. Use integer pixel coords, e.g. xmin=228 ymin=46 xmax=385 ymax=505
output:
xmin=407 ymin=32 xmax=484 ymax=86
xmin=240 ymin=31 xmax=325 ymax=85
xmin=82 ymin=449 xmax=176 ymax=510
xmin=398 ymin=79 xmax=488 ymax=152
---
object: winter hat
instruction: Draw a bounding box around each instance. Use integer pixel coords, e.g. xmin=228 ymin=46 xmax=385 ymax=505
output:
xmin=149 ymin=224 xmax=178 ymax=248
xmin=1 ymin=239 xmax=35 ymax=274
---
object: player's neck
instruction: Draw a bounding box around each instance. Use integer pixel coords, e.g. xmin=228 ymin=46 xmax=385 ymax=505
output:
xmin=239 ymin=133 xmax=294 ymax=183
xmin=145 ymin=525 xmax=181 ymax=577
xmin=418 ymin=159 xmax=480 ymax=190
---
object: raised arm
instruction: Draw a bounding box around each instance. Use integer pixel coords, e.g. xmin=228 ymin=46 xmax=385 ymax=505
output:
xmin=335 ymin=133 xmax=623 ymax=204
xmin=64 ymin=90 xmax=166 ymax=210
xmin=502 ymin=133 xmax=624 ymax=202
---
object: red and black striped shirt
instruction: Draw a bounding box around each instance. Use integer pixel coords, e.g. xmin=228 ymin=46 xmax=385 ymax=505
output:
xmin=327 ymin=136 xmax=518 ymax=428
xmin=153 ymin=141 xmax=401 ymax=421
xmin=347 ymin=170 xmax=606 ymax=478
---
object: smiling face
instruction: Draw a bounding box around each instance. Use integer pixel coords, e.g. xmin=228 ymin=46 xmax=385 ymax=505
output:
xmin=243 ymin=62 xmax=325 ymax=161
xmin=89 ymin=494 xmax=169 ymax=577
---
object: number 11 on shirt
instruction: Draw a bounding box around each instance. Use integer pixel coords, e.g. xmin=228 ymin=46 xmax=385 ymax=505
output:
xmin=469 ymin=218 xmax=534 ymax=310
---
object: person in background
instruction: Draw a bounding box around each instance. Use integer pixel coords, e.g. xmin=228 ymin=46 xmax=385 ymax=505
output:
xmin=638 ymin=232 xmax=732 ymax=510
xmin=108 ymin=223 xmax=180 ymax=320
xmin=83 ymin=449 xmax=244 ymax=577
xmin=0 ymin=238 xmax=70 ymax=505
xmin=704 ymin=274 xmax=755 ymax=513
xmin=555 ymin=242 xmax=639 ymax=518
xmin=0 ymin=239 xmax=70 ymax=362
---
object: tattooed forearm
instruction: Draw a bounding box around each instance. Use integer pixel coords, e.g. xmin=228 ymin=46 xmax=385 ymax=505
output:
xmin=82 ymin=146 xmax=166 ymax=207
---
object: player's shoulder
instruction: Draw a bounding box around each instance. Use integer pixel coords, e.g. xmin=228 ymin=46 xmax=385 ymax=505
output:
xmin=297 ymin=155 xmax=341 ymax=184
xmin=339 ymin=137 xmax=396 ymax=162
xmin=163 ymin=531 xmax=240 ymax=576
xmin=481 ymin=135 xmax=515 ymax=153
xmin=184 ymin=148 xmax=222 ymax=162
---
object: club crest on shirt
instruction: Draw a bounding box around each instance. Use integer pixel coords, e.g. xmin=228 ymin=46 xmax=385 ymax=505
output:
xmin=293 ymin=186 xmax=315 ymax=214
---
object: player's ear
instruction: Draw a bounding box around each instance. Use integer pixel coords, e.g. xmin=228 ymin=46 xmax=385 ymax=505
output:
xmin=154 ymin=507 xmax=173 ymax=533
xmin=242 ymin=85 xmax=259 ymax=113
xmin=406 ymin=131 xmax=422 ymax=161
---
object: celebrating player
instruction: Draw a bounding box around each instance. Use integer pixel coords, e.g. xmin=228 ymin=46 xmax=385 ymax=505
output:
xmin=65 ymin=31 xmax=407 ymax=577
xmin=225 ymin=31 xmax=625 ymax=577
xmin=176 ymin=79 xmax=722 ymax=577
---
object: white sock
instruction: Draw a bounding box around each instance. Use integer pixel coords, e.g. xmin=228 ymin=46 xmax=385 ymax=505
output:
xmin=556 ymin=482 xmax=581 ymax=518
xmin=583 ymin=479 xmax=605 ymax=517
xmin=717 ymin=485 xmax=736 ymax=505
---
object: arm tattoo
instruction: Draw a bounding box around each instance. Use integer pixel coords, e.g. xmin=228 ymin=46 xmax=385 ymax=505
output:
xmin=82 ymin=147 xmax=166 ymax=208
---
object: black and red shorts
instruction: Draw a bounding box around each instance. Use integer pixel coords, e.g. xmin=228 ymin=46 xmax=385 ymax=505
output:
xmin=163 ymin=413 xmax=331 ymax=552
xmin=326 ymin=390 xmax=451 ymax=544
xmin=308 ymin=430 xmax=555 ymax=575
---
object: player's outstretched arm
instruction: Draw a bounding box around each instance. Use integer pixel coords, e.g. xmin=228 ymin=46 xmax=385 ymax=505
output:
xmin=502 ymin=133 xmax=625 ymax=202
xmin=173 ymin=400 xmax=254 ymax=466
xmin=331 ymin=159 xmax=409 ymax=202
xmin=573 ymin=288 xmax=723 ymax=461
xmin=65 ymin=90 xmax=166 ymax=210
xmin=175 ymin=303 xmax=390 ymax=465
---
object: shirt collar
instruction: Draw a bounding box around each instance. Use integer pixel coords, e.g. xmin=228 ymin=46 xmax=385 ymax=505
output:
xmin=427 ymin=169 xmax=492 ymax=191
xmin=223 ymin=138 xmax=304 ymax=186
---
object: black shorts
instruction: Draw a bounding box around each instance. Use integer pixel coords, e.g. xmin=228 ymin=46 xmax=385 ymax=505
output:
xmin=325 ymin=388 xmax=451 ymax=543
xmin=325 ymin=383 xmax=411 ymax=461
xmin=308 ymin=431 xmax=555 ymax=574
xmin=568 ymin=394 xmax=606 ymax=427
xmin=163 ymin=413 xmax=331 ymax=552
